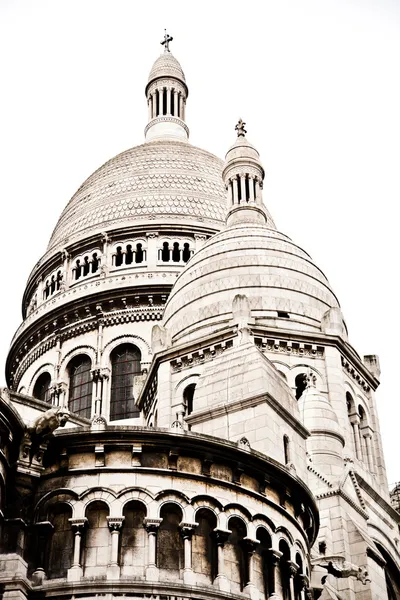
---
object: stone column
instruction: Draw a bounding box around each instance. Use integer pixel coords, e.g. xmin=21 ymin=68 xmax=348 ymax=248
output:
xmin=62 ymin=250 xmax=70 ymax=289
xmin=243 ymin=537 xmax=260 ymax=600
xmin=233 ymin=176 xmax=239 ymax=203
xmin=364 ymin=432 xmax=375 ymax=473
xmin=298 ymin=573 xmax=309 ymax=600
xmin=67 ymin=518 xmax=87 ymax=581
xmin=144 ymin=518 xmax=162 ymax=582
xmin=351 ymin=416 xmax=362 ymax=460
xmin=148 ymin=96 xmax=152 ymax=121
xmin=31 ymin=521 xmax=54 ymax=585
xmin=268 ymin=549 xmax=283 ymax=599
xmin=240 ymin=175 xmax=247 ymax=203
xmin=166 ymin=88 xmax=171 ymax=115
xmin=182 ymin=98 xmax=186 ymax=120
xmin=106 ymin=517 xmax=124 ymax=580
xmin=101 ymin=232 xmax=111 ymax=277
xmin=249 ymin=176 xmax=255 ymax=202
xmin=212 ymin=528 xmax=231 ymax=592
xmin=180 ymin=522 xmax=197 ymax=584
xmin=146 ymin=231 xmax=159 ymax=270
xmin=287 ymin=561 xmax=299 ymax=600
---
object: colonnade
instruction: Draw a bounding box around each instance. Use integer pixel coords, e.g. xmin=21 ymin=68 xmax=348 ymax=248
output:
xmin=227 ymin=174 xmax=262 ymax=205
xmin=148 ymin=88 xmax=186 ymax=120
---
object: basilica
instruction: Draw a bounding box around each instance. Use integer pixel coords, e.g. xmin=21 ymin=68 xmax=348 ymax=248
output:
xmin=0 ymin=36 xmax=399 ymax=600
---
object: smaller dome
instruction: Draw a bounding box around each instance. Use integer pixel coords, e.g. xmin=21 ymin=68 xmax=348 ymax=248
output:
xmin=147 ymin=52 xmax=186 ymax=87
xmin=225 ymin=135 xmax=262 ymax=166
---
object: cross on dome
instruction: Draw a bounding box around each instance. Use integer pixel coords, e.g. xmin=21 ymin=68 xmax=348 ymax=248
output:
xmin=235 ymin=119 xmax=247 ymax=137
xmin=161 ymin=29 xmax=173 ymax=52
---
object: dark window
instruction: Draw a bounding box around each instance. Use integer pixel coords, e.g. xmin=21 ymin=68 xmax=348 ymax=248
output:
xmin=68 ymin=355 xmax=92 ymax=418
xmin=110 ymin=344 xmax=141 ymax=421
xmin=33 ymin=372 xmax=52 ymax=403
xmin=125 ymin=245 xmax=133 ymax=265
xmin=172 ymin=242 xmax=180 ymax=262
xmin=56 ymin=270 xmax=62 ymax=290
xmin=171 ymin=88 xmax=175 ymax=116
xmin=135 ymin=243 xmax=144 ymax=263
xmin=277 ymin=311 xmax=290 ymax=318
xmin=50 ymin=276 xmax=56 ymax=294
xmin=184 ymin=383 xmax=196 ymax=415
xmin=162 ymin=87 xmax=167 ymax=115
xmin=92 ymin=253 xmax=99 ymax=273
xmin=115 ymin=246 xmax=123 ymax=267
xmin=83 ymin=256 xmax=90 ymax=276
xmin=283 ymin=435 xmax=290 ymax=464
xmin=182 ymin=243 xmax=191 ymax=263
xmin=75 ymin=260 xmax=81 ymax=280
xmin=161 ymin=242 xmax=170 ymax=262
xmin=295 ymin=373 xmax=307 ymax=400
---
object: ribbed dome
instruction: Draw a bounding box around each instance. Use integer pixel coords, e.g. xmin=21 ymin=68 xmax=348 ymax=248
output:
xmin=47 ymin=141 xmax=226 ymax=250
xmin=147 ymin=52 xmax=186 ymax=87
xmin=163 ymin=221 xmax=341 ymax=344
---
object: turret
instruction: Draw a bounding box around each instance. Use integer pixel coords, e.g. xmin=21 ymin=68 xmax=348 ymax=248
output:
xmin=144 ymin=31 xmax=189 ymax=142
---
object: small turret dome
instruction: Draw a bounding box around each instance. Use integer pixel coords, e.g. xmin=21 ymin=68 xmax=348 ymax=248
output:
xmin=147 ymin=52 xmax=187 ymax=90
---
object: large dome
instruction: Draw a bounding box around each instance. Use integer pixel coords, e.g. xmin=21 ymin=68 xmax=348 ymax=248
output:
xmin=47 ymin=140 xmax=226 ymax=250
xmin=163 ymin=221 xmax=341 ymax=344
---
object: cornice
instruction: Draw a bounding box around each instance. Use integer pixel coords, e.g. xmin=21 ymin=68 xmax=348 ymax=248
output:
xmin=355 ymin=472 xmax=400 ymax=523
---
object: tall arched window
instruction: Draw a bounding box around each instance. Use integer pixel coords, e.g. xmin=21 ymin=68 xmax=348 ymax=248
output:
xmin=68 ymin=355 xmax=93 ymax=418
xmin=254 ymin=527 xmax=272 ymax=598
xmin=158 ymin=503 xmax=184 ymax=577
xmin=110 ymin=344 xmax=141 ymax=421
xmin=225 ymin=517 xmax=247 ymax=593
xmin=184 ymin=383 xmax=196 ymax=416
xmin=47 ymin=504 xmax=73 ymax=578
xmin=192 ymin=509 xmax=217 ymax=584
xmin=33 ymin=372 xmax=52 ymax=403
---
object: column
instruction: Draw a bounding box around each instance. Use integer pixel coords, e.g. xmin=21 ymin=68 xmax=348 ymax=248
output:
xmin=182 ymin=98 xmax=186 ymax=120
xmin=351 ymin=417 xmax=362 ymax=460
xmin=268 ymin=549 xmax=283 ymax=599
xmin=212 ymin=529 xmax=231 ymax=592
xmin=67 ymin=518 xmax=87 ymax=582
xmin=249 ymin=176 xmax=255 ymax=202
xmin=178 ymin=93 xmax=182 ymax=118
xmin=166 ymin=88 xmax=171 ymax=115
xmin=233 ymin=176 xmax=239 ymax=203
xmin=298 ymin=573 xmax=310 ymax=600
xmin=240 ymin=175 xmax=247 ymax=203
xmin=364 ymin=433 xmax=375 ymax=473
xmin=62 ymin=250 xmax=70 ymax=289
xmin=227 ymin=181 xmax=233 ymax=207
xmin=180 ymin=523 xmax=197 ymax=584
xmin=174 ymin=89 xmax=179 ymax=116
xmin=159 ymin=88 xmax=164 ymax=116
xmin=144 ymin=518 xmax=162 ymax=582
xmin=287 ymin=561 xmax=299 ymax=600
xmin=148 ymin=96 xmax=152 ymax=120
xmin=243 ymin=537 xmax=260 ymax=600
xmin=106 ymin=517 xmax=124 ymax=580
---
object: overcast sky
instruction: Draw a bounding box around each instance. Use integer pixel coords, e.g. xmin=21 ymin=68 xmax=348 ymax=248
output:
xmin=1 ymin=0 xmax=399 ymax=483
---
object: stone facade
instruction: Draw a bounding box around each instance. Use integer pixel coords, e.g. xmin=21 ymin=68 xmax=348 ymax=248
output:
xmin=0 ymin=41 xmax=399 ymax=600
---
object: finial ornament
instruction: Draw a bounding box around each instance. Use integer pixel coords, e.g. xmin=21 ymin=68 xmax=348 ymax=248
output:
xmin=161 ymin=29 xmax=173 ymax=52
xmin=235 ymin=118 xmax=247 ymax=137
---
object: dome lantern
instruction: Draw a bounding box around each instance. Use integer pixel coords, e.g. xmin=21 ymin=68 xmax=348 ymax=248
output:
xmin=222 ymin=120 xmax=267 ymax=226
xmin=144 ymin=31 xmax=189 ymax=142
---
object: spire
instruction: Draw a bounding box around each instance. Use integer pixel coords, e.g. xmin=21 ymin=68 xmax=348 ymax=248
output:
xmin=222 ymin=120 xmax=269 ymax=226
xmin=144 ymin=33 xmax=189 ymax=142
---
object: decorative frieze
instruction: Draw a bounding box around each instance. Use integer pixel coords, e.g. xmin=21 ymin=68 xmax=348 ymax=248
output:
xmin=341 ymin=356 xmax=370 ymax=392
xmin=255 ymin=337 xmax=324 ymax=358
xmin=171 ymin=340 xmax=233 ymax=373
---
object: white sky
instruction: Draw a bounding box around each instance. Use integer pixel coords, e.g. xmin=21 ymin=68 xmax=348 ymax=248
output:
xmin=1 ymin=0 xmax=399 ymax=483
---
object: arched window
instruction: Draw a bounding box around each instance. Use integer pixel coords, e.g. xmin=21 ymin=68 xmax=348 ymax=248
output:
xmin=68 ymin=355 xmax=93 ymax=418
xmin=283 ymin=435 xmax=290 ymax=465
xmin=135 ymin=243 xmax=144 ymax=263
xmin=278 ymin=540 xmax=291 ymax=600
xmin=120 ymin=501 xmax=147 ymax=577
xmin=158 ymin=503 xmax=184 ymax=577
xmin=92 ymin=253 xmax=99 ymax=273
xmin=115 ymin=246 xmax=123 ymax=267
xmin=182 ymin=243 xmax=191 ymax=263
xmin=161 ymin=242 xmax=170 ymax=262
xmin=83 ymin=256 xmax=90 ymax=276
xmin=172 ymin=242 xmax=180 ymax=262
xmin=83 ymin=501 xmax=110 ymax=577
xmin=125 ymin=245 xmax=133 ymax=265
xmin=192 ymin=509 xmax=217 ymax=584
xmin=254 ymin=527 xmax=272 ymax=598
xmin=50 ymin=275 xmax=56 ymax=294
xmin=110 ymin=344 xmax=141 ymax=421
xmin=33 ymin=372 xmax=52 ymax=403
xmin=294 ymin=553 xmax=304 ymax=600
xmin=375 ymin=543 xmax=400 ymax=600
xmin=75 ymin=259 xmax=81 ymax=280
xmin=47 ymin=504 xmax=73 ymax=578
xmin=184 ymin=383 xmax=196 ymax=416
xmin=56 ymin=270 xmax=63 ymax=290
xmin=295 ymin=373 xmax=307 ymax=400
xmin=226 ymin=517 xmax=247 ymax=593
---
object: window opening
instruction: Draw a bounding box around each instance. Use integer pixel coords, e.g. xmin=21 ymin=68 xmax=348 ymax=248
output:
xmin=182 ymin=243 xmax=191 ymax=263
xmin=163 ymin=88 xmax=167 ymax=115
xmin=135 ymin=243 xmax=144 ymax=263
xmin=110 ymin=344 xmax=141 ymax=421
xmin=75 ymin=260 xmax=81 ymax=280
xmin=125 ymin=245 xmax=133 ymax=265
xmin=171 ymin=88 xmax=175 ymax=115
xmin=184 ymin=383 xmax=196 ymax=415
xmin=68 ymin=355 xmax=93 ymax=418
xmin=50 ymin=275 xmax=56 ymax=295
xmin=56 ymin=270 xmax=62 ymax=290
xmin=115 ymin=246 xmax=123 ymax=267
xmin=172 ymin=242 xmax=180 ymax=262
xmin=161 ymin=242 xmax=170 ymax=262
xmin=283 ymin=434 xmax=290 ymax=464
xmin=33 ymin=372 xmax=52 ymax=403
xmin=83 ymin=256 xmax=90 ymax=276
xmin=295 ymin=373 xmax=307 ymax=400
xmin=245 ymin=176 xmax=250 ymax=202
xmin=92 ymin=253 xmax=99 ymax=273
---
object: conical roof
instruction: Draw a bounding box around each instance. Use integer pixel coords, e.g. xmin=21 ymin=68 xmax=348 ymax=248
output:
xmin=147 ymin=51 xmax=186 ymax=87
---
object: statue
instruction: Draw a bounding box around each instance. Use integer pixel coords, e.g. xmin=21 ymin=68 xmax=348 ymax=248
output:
xmin=316 ymin=557 xmax=370 ymax=585
xmin=28 ymin=406 xmax=70 ymax=441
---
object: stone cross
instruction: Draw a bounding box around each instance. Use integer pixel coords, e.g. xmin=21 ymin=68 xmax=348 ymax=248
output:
xmin=161 ymin=30 xmax=173 ymax=52
xmin=235 ymin=118 xmax=247 ymax=137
